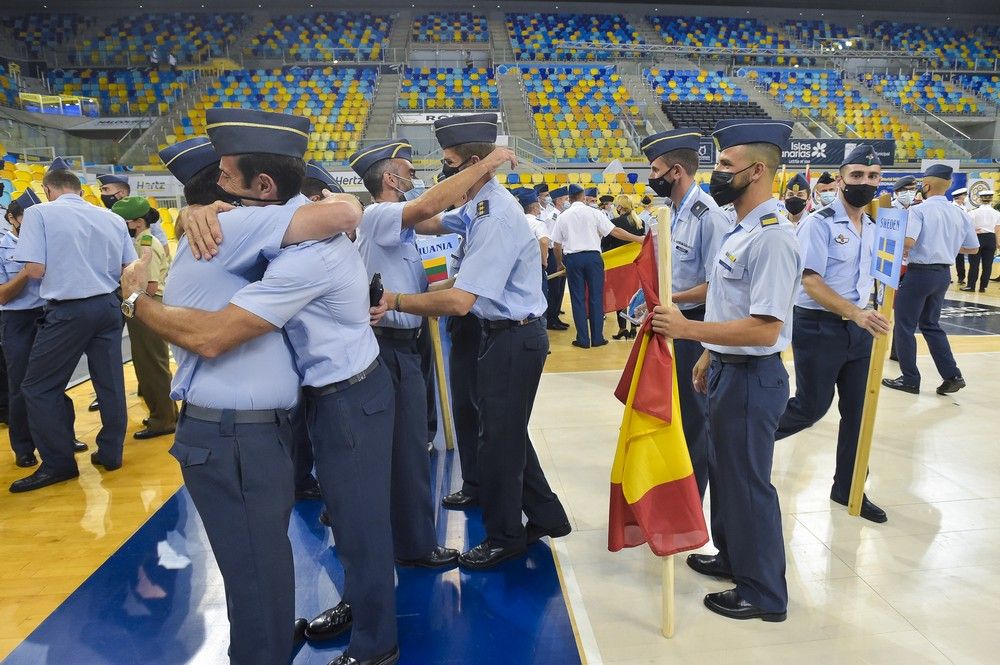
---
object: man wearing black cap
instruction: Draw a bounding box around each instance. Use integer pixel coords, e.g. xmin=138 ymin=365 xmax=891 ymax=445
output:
xmin=381 ymin=112 xmax=572 ymax=570
xmin=775 ymin=145 xmax=890 ymax=523
xmin=302 ymin=160 xmax=346 ymax=200
xmin=813 ymin=172 xmax=838 ymax=209
xmin=652 ymin=119 xmax=800 ymax=622
xmin=883 ymin=163 xmax=979 ymax=396
xmin=159 ymin=136 xmax=222 ymax=206
xmin=121 ymin=108 xmax=372 ymax=665
xmin=639 ymin=128 xmax=730 ymax=499
xmin=598 ymin=194 xmax=616 ymax=219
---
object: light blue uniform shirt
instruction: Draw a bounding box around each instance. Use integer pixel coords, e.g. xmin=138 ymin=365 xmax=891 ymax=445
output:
xmin=669 ymin=183 xmax=731 ymax=311
xmin=148 ymin=221 xmax=169 ymax=248
xmin=14 ymin=194 xmax=137 ymax=301
xmin=0 ymin=231 xmax=45 ymax=311
xmin=795 ymin=196 xmax=876 ymax=310
xmin=446 ymin=179 xmax=547 ymax=321
xmin=905 ymin=195 xmax=979 ymax=264
xmin=704 ymin=199 xmax=802 ymax=356
xmin=356 ymin=201 xmax=427 ymax=330
xmin=163 ymin=195 xmax=307 ymax=410
xmin=232 ymin=236 xmax=380 ymax=388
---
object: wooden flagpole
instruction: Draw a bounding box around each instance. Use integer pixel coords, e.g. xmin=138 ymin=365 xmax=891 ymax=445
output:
xmin=654 ymin=206 xmax=676 ymax=639
xmin=847 ymin=193 xmax=895 ymax=516
xmin=427 ymin=316 xmax=455 ymax=451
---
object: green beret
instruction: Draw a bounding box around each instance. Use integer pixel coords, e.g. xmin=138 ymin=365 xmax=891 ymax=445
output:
xmin=111 ymin=196 xmax=151 ymax=220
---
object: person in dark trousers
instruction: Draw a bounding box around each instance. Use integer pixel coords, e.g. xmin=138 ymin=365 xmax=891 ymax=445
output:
xmin=603 ymin=194 xmax=646 ymax=340
xmin=962 ymin=190 xmax=999 ymax=292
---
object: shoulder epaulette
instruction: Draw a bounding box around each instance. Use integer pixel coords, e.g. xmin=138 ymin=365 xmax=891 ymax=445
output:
xmin=817 ymin=206 xmax=836 ymax=219
xmin=759 ymin=213 xmax=781 ymax=228
xmin=139 ymin=234 xmax=153 ymax=247
xmin=475 ymin=200 xmax=490 ymax=218
xmin=691 ymin=200 xmax=709 ymax=220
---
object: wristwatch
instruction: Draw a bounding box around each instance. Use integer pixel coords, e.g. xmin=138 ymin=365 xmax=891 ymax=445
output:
xmin=121 ymin=292 xmax=144 ymax=318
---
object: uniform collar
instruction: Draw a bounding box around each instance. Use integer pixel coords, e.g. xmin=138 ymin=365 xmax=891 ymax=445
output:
xmin=670 ymin=182 xmax=699 ymax=219
xmin=459 ymin=177 xmax=500 ymax=221
xmin=924 ymin=195 xmax=947 ymax=203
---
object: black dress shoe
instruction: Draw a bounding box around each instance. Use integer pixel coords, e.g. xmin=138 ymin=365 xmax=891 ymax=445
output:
xmin=959 ymin=286 xmax=975 ymax=292
xmin=571 ymin=340 xmax=590 ymax=349
xmin=319 ymin=509 xmax=332 ymax=527
xmin=295 ymin=481 xmax=322 ymax=501
xmin=73 ymin=440 xmax=88 ymax=453
xmin=830 ymin=493 xmax=888 ymax=523
xmin=546 ymin=322 xmax=569 ymax=331
xmin=592 ymin=339 xmax=609 ymax=347
xmin=936 ymin=376 xmax=966 ymax=395
xmin=10 ymin=468 xmax=79 ymax=493
xmin=396 ymin=545 xmax=460 ymax=569
xmin=328 ymin=645 xmax=400 ymax=665
xmin=88 ymin=399 xmax=100 ymax=412
xmin=459 ymin=538 xmax=527 ymax=570
xmin=686 ymin=554 xmax=734 ymax=581
xmin=133 ymin=427 xmax=175 ymax=440
xmin=91 ymin=452 xmax=122 ymax=471
xmin=980 ymin=287 xmax=987 ymax=293
xmin=293 ymin=617 xmax=309 ymax=646
xmin=15 ymin=453 xmax=38 ymax=468
xmin=526 ymin=521 xmax=572 ymax=545
xmin=882 ymin=377 xmax=919 ymax=394
xmin=441 ymin=490 xmax=478 ymax=510
xmin=305 ymin=601 xmax=353 ymax=641
xmin=612 ymin=329 xmax=629 ymax=340
xmin=704 ymin=589 xmax=786 ymax=622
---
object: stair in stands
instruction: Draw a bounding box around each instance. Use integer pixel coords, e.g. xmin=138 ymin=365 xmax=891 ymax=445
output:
xmin=621 ymin=72 xmax=673 ymax=134
xmin=385 ymin=8 xmax=413 ymax=58
xmin=625 ymin=14 xmax=694 ymax=70
xmin=487 ymin=12 xmax=515 ymax=63
xmin=497 ymin=67 xmax=537 ymax=144
xmin=362 ymin=72 xmax=400 ymax=143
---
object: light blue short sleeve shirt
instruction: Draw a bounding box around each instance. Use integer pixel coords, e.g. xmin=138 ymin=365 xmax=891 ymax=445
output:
xmin=0 ymin=231 xmax=45 ymax=310
xmin=905 ymin=195 xmax=979 ymax=264
xmin=795 ymin=197 xmax=875 ymax=310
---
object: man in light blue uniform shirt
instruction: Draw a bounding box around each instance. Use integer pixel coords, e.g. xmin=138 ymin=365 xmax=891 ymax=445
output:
xmin=883 ymin=163 xmax=979 ymax=395
xmin=775 ymin=145 xmax=891 ymax=523
xmin=10 ymin=166 xmax=135 ymax=493
xmin=652 ymin=119 xmax=800 ymax=622
xmin=641 ymin=128 xmax=729 ymax=498
xmin=382 ymin=112 xmax=571 ymax=571
xmin=119 ymin=108 xmax=365 ymax=665
xmin=1 ymin=190 xmax=83 ymax=469
xmin=349 ymin=138 xmax=515 ymax=569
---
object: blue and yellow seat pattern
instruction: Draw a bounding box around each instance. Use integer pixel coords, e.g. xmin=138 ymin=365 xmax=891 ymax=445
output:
xmin=411 ymin=13 xmax=489 ymax=43
xmin=643 ymin=68 xmax=749 ymax=103
xmin=505 ymin=13 xmax=643 ymax=61
xmin=399 ymin=67 xmax=498 ymax=110
xmin=47 ymin=68 xmax=197 ymax=116
xmin=250 ymin=12 xmax=392 ymax=61
xmin=647 ymin=16 xmax=803 ymax=66
xmin=0 ymin=13 xmax=95 ymax=58
xmin=77 ymin=13 xmax=249 ymax=65
xmin=863 ymin=73 xmax=981 ymax=115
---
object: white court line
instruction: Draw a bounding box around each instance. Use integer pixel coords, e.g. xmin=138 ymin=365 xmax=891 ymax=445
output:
xmin=552 ymin=538 xmax=604 ymax=665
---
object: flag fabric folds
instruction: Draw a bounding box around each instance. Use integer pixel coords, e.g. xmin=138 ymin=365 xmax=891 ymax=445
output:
xmin=608 ymin=233 xmax=708 ymax=557
xmin=602 ymin=242 xmax=642 ymax=313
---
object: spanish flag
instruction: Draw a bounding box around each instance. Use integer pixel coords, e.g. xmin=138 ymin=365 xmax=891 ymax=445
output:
xmin=602 ymin=242 xmax=642 ymax=313
xmin=609 ymin=235 xmax=708 ymax=556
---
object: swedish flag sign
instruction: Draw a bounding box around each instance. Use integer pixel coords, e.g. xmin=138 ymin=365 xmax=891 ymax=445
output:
xmin=869 ymin=207 xmax=908 ymax=289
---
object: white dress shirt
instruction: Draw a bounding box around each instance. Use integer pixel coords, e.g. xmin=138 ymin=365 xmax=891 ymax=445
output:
xmin=551 ymin=201 xmax=615 ymax=254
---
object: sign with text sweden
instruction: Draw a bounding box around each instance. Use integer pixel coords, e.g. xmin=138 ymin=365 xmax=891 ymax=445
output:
xmin=870 ymin=207 xmax=908 ymax=289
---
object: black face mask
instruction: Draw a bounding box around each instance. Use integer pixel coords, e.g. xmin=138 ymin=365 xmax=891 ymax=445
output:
xmin=440 ymin=157 xmax=472 ymax=180
xmin=842 ymin=183 xmax=877 ymax=208
xmin=127 ymin=227 xmax=138 ymax=238
xmin=709 ymin=163 xmax=756 ymax=207
xmin=784 ymin=197 xmax=807 ymax=215
xmin=648 ymin=175 xmax=674 ymax=199
xmin=101 ymin=194 xmax=119 ymax=208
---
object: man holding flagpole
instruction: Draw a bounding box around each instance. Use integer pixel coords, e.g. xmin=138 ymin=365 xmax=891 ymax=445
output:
xmin=774 ymin=145 xmax=891 ymax=523
xmin=651 ymin=119 xmax=800 ymax=622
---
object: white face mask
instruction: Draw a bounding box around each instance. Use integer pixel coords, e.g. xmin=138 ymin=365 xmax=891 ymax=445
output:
xmin=817 ymin=191 xmax=837 ymax=207
xmin=897 ymin=190 xmax=916 ymax=206
xmin=559 ymin=200 xmax=570 ymax=211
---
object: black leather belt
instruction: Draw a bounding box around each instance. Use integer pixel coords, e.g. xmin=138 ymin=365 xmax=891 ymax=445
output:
xmin=906 ymin=264 xmax=950 ymax=270
xmin=709 ymin=351 xmax=781 ymax=364
xmin=794 ymin=306 xmax=848 ymax=322
xmin=483 ymin=316 xmax=543 ymax=331
xmin=373 ymin=326 xmax=421 ymax=340
xmin=182 ymin=403 xmax=289 ymax=424
xmin=48 ymin=291 xmax=116 ymax=305
xmin=305 ymin=359 xmax=380 ymax=396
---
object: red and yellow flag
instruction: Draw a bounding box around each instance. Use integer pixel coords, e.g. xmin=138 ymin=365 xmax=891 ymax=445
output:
xmin=608 ymin=235 xmax=708 ymax=556
xmin=602 ymin=242 xmax=642 ymax=313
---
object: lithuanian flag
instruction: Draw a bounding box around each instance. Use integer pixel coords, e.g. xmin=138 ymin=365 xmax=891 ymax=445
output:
xmin=423 ymin=255 xmax=449 ymax=284
xmin=609 ymin=235 xmax=708 ymax=556
xmin=602 ymin=242 xmax=642 ymax=313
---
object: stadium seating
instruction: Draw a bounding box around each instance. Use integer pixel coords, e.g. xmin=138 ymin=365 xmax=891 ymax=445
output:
xmin=47 ymin=68 xmax=198 ymax=116
xmin=866 ymin=22 xmax=1000 ymax=69
xmin=498 ymin=170 xmax=651 ymax=197
xmin=643 ymin=68 xmax=765 ymax=135
xmin=0 ymin=155 xmax=105 ymax=208
xmin=746 ymin=68 xmax=941 ymax=162
xmin=250 ymin=12 xmax=392 ymax=61
xmin=411 ymin=13 xmax=489 ymax=43
xmin=1 ymin=13 xmax=95 ymax=58
xmin=863 ymin=73 xmax=981 ymax=115
xmin=959 ymin=74 xmax=1000 ymax=104
xmin=399 ymin=67 xmax=498 ymax=110
xmin=647 ymin=16 xmax=803 ymax=65
xmin=780 ymin=19 xmax=855 ymax=48
xmin=76 ymin=13 xmax=249 ymax=66
xmin=0 ymin=64 xmax=17 ymax=108
xmin=521 ymin=66 xmax=639 ymax=162
xmin=161 ymin=67 xmax=377 ymax=164
xmin=506 ymin=14 xmax=643 ymax=61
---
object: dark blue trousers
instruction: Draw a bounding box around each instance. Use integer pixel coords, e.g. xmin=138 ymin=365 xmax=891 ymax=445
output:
xmin=674 ymin=306 xmax=710 ymax=498
xmin=476 ymin=319 xmax=568 ymax=548
xmin=545 ymin=248 xmax=565 ymax=325
xmin=776 ymin=308 xmax=872 ymax=498
xmin=564 ymin=251 xmax=606 ymax=346
xmin=2 ymin=308 xmax=76 ymax=459
xmin=417 ymin=317 xmax=437 ymax=443
xmin=377 ymin=336 xmax=437 ymax=560
xmin=893 ymin=265 xmax=960 ymax=386
xmin=707 ymin=353 xmax=788 ymax=613
xmin=289 ymin=400 xmax=317 ymax=494
xmin=22 ymin=293 xmax=126 ymax=474
xmin=306 ymin=364 xmax=397 ymax=660
xmin=170 ymin=407 xmax=295 ymax=665
xmin=447 ymin=313 xmax=481 ymax=497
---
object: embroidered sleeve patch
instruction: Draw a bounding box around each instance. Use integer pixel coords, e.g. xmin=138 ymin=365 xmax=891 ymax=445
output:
xmin=139 ymin=235 xmax=153 ymax=247
xmin=760 ymin=213 xmax=779 ymax=227
xmin=476 ymin=200 xmax=490 ymax=218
